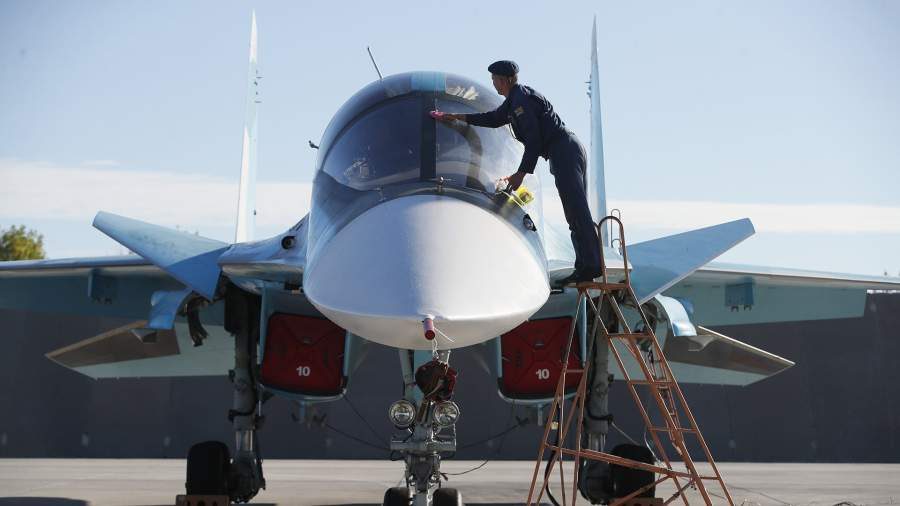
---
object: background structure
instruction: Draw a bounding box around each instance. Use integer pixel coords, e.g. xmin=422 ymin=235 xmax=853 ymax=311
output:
xmin=1 ymin=293 xmax=897 ymax=462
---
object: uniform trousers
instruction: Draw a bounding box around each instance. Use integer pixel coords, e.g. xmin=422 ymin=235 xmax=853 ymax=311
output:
xmin=547 ymin=132 xmax=602 ymax=276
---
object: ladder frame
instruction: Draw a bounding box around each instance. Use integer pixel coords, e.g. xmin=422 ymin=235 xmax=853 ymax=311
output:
xmin=525 ymin=216 xmax=734 ymax=506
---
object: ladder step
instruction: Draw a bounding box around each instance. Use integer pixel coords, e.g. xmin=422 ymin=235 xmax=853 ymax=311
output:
xmin=572 ymin=281 xmax=630 ymax=290
xmin=609 ymin=332 xmax=649 ymax=340
xmin=649 ymin=426 xmax=697 ymax=434
xmin=630 ymin=379 xmax=675 ymax=385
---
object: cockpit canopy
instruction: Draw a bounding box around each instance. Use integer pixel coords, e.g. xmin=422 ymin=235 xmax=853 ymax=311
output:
xmin=308 ymin=72 xmax=525 ymax=258
xmin=315 ymin=71 xmax=523 ymax=193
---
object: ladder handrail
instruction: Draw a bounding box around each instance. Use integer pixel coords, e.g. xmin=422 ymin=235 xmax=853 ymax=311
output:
xmin=597 ymin=215 xmax=629 ymax=286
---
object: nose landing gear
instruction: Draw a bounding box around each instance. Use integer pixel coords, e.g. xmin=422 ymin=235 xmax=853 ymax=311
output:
xmin=384 ymin=353 xmax=463 ymax=506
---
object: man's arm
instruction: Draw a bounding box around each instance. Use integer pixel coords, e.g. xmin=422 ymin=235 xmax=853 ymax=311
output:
xmin=464 ymin=104 xmax=509 ymax=128
xmin=512 ymin=99 xmax=542 ymax=175
xmin=499 ymin=98 xmax=543 ymax=192
xmin=433 ymin=100 xmax=510 ymax=128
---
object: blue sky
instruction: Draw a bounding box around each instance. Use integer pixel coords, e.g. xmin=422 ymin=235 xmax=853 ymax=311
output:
xmin=1 ymin=0 xmax=898 ymax=275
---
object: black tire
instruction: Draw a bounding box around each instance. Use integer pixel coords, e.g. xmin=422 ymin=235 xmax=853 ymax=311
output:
xmin=610 ymin=443 xmax=656 ymax=498
xmin=185 ymin=440 xmax=231 ymax=496
xmin=383 ymin=486 xmax=411 ymax=506
xmin=433 ymin=487 xmax=463 ymax=506
xmin=579 ymin=460 xmax=613 ymax=504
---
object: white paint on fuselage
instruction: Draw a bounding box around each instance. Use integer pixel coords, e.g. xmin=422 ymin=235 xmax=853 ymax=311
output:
xmin=304 ymin=195 xmax=549 ymax=350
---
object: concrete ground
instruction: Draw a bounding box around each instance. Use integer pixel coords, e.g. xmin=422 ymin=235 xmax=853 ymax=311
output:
xmin=0 ymin=459 xmax=898 ymax=506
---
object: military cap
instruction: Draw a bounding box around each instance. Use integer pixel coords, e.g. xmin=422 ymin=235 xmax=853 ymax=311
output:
xmin=488 ymin=60 xmax=519 ymax=77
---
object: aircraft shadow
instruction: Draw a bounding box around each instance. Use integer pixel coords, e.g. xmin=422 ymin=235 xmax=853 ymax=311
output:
xmin=140 ymin=504 xmax=277 ymax=506
xmin=325 ymin=504 xmax=547 ymax=506
xmin=0 ymin=499 xmax=88 ymax=506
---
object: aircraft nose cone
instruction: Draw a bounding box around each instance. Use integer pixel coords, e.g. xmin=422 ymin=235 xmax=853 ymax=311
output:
xmin=304 ymin=195 xmax=549 ymax=350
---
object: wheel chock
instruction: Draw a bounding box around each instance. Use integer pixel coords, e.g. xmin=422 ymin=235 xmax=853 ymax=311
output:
xmin=616 ymin=499 xmax=664 ymax=506
xmin=175 ymin=494 xmax=230 ymax=506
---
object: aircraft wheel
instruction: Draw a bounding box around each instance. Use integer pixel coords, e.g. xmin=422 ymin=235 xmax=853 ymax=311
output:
xmin=579 ymin=460 xmax=613 ymax=503
xmin=382 ymin=486 xmax=411 ymax=506
xmin=610 ymin=444 xmax=656 ymax=498
xmin=185 ymin=440 xmax=231 ymax=496
xmin=433 ymin=487 xmax=463 ymax=506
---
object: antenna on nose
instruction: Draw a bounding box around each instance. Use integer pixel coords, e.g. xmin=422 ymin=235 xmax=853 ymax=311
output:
xmin=366 ymin=46 xmax=384 ymax=82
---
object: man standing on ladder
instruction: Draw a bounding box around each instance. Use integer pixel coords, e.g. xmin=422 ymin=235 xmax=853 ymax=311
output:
xmin=433 ymin=60 xmax=602 ymax=284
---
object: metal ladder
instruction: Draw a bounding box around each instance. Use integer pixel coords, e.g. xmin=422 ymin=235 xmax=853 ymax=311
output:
xmin=526 ymin=216 xmax=734 ymax=506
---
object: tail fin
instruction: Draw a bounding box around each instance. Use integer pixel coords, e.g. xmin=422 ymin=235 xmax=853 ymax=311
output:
xmin=235 ymin=10 xmax=260 ymax=243
xmin=588 ymin=17 xmax=608 ymax=245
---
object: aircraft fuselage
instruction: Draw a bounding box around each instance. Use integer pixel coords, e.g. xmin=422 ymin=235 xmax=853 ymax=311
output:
xmin=302 ymin=72 xmax=551 ymax=350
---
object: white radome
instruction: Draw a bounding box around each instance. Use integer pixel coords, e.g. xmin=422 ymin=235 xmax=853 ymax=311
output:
xmin=304 ymin=195 xmax=550 ymax=350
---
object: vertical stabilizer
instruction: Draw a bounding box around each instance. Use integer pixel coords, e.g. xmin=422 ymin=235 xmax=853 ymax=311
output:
xmin=588 ymin=17 xmax=609 ymax=245
xmin=235 ymin=10 xmax=259 ymax=243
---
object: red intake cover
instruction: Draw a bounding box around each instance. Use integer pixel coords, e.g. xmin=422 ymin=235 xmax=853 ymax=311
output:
xmin=260 ymin=313 xmax=346 ymax=396
xmin=500 ymin=317 xmax=582 ymax=399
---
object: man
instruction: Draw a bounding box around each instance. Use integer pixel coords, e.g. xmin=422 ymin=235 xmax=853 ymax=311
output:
xmin=433 ymin=60 xmax=602 ymax=284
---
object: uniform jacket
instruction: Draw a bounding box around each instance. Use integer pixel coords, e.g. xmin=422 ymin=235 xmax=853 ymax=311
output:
xmin=464 ymin=84 xmax=567 ymax=174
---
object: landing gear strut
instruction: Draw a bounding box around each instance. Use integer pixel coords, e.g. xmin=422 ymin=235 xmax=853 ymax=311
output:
xmin=185 ymin=288 xmax=265 ymax=503
xmin=579 ymin=298 xmax=615 ymax=504
xmin=385 ymin=350 xmax=463 ymax=506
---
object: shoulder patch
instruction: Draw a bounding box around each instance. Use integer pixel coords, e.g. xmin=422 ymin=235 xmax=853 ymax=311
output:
xmin=514 ymin=106 xmax=525 ymax=116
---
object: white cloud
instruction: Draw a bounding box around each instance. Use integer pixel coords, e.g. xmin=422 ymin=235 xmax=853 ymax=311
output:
xmin=540 ymin=194 xmax=900 ymax=235
xmin=0 ymin=160 xmax=311 ymax=232
xmin=81 ymin=159 xmax=120 ymax=167
xmin=606 ymin=200 xmax=900 ymax=234
xmin=3 ymin=160 xmax=899 ymax=243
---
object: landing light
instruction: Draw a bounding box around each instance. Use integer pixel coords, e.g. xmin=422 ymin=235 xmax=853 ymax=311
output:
xmin=432 ymin=401 xmax=460 ymax=428
xmin=389 ymin=399 xmax=416 ymax=428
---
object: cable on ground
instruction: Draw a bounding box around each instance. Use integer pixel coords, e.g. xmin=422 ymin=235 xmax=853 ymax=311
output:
xmin=443 ymin=406 xmax=527 ymax=477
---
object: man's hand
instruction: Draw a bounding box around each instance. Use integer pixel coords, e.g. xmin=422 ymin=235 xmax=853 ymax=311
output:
xmin=500 ymin=171 xmax=527 ymax=192
xmin=430 ymin=111 xmax=463 ymax=123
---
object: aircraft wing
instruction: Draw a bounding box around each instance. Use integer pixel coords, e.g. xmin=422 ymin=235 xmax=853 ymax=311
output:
xmin=0 ymin=255 xmax=179 ymax=320
xmin=664 ymin=261 xmax=900 ymax=326
xmin=0 ymin=213 xmax=309 ymax=379
xmin=542 ymin=217 xmax=898 ymax=385
xmin=633 ymin=263 xmax=900 ymax=386
xmin=0 ymin=15 xmax=307 ymax=381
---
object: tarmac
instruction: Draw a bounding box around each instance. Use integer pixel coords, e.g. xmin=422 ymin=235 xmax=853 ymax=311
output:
xmin=1 ymin=459 xmax=899 ymax=506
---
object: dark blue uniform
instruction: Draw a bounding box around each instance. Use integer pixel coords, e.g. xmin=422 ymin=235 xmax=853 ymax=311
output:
xmin=466 ymin=84 xmax=602 ymax=279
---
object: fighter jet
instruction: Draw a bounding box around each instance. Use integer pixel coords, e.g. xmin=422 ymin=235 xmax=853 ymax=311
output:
xmin=2 ymin=13 xmax=899 ymax=506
